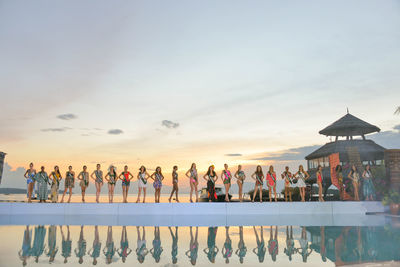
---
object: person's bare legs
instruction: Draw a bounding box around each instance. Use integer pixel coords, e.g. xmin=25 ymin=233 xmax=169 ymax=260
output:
xmin=61 ymin=187 xmax=68 ymax=203
xmin=143 ymin=188 xmax=147 ymax=203
xmin=224 ymin=183 xmax=230 ymax=202
xmin=81 ymin=186 xmax=86 ymax=202
xmin=189 ymin=182 xmax=194 ymax=203
xmin=268 ymin=186 xmax=272 ymax=202
xmin=237 ymin=180 xmax=243 ymax=202
xmin=175 ymin=184 xmax=179 ymax=202
xmin=353 ymin=182 xmax=359 ymax=201
xmin=136 ymin=187 xmax=142 ymax=203
xmin=273 ymin=186 xmax=277 ymax=202
xmin=28 ymin=183 xmax=34 ymax=203
xmin=252 ymin=185 xmax=258 ymax=202
xmin=67 ymin=188 xmax=72 ymax=203
xmin=318 ymin=182 xmax=323 ymax=202
xmin=194 ymin=182 xmax=199 ymax=202
xmin=259 ymin=186 xmax=263 ymax=203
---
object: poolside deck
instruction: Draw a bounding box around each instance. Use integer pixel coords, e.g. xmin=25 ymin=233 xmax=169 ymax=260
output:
xmin=0 ymin=201 xmax=387 ymax=226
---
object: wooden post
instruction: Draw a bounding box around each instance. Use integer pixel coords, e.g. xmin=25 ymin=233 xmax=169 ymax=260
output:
xmin=385 ymin=149 xmax=400 ymax=191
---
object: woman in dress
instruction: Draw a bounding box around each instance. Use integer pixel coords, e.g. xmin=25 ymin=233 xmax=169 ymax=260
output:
xmin=251 ymin=166 xmax=264 ymax=202
xmin=168 ymin=166 xmax=179 ymax=203
xmin=88 ymin=226 xmax=101 ymax=266
xmin=90 ymin=164 xmax=103 ymax=203
xmin=24 ymin=163 xmax=36 ymax=203
xmin=348 ymin=165 xmax=360 ymax=201
xmin=136 ymin=166 xmax=150 ymax=203
xmin=203 ymin=165 xmax=218 ymax=202
xmin=150 ymin=227 xmax=163 ymax=263
xmin=281 ymin=166 xmax=293 ymax=202
xmin=335 ymin=165 xmax=344 ymax=200
xmin=268 ymin=226 xmax=279 ymax=262
xmin=362 ymin=165 xmax=376 ymax=201
xmin=267 ymin=166 xmax=277 ymax=202
xmin=119 ymin=165 xmax=133 ymax=203
xmin=297 ymin=227 xmax=313 ymax=263
xmin=18 ymin=226 xmax=32 ymax=266
xmin=61 ymin=166 xmax=75 ymax=203
xmin=118 ymin=226 xmax=132 ymax=263
xmin=293 ymin=165 xmax=309 ymax=202
xmin=222 ymin=227 xmax=232 ymax=263
xmin=221 ymin=164 xmax=232 ymax=202
xmin=185 ymin=163 xmax=199 ymax=203
xmin=234 ymin=165 xmax=246 ymax=202
xmin=316 ymin=165 xmax=324 ymax=202
xmin=150 ymin=167 xmax=164 ymax=203
xmin=49 ymin=166 xmax=62 ymax=203
xmin=185 ymin=226 xmax=198 ymax=266
xmin=235 ymin=226 xmax=247 ymax=264
xmin=34 ymin=166 xmax=49 ymax=203
xmin=77 ymin=166 xmax=89 ymax=203
xmin=136 ymin=226 xmax=148 ymax=263
xmin=105 ymin=165 xmax=117 ymax=203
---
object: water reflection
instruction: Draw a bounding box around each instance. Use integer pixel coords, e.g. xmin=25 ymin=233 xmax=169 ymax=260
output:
xmin=14 ymin=225 xmax=400 ymax=266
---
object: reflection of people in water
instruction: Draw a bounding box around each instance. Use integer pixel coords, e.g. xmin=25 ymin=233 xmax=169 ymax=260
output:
xmin=235 ymin=226 xmax=247 ymax=264
xmin=31 ymin=225 xmax=46 ymax=263
xmin=268 ymin=226 xmax=279 ymax=262
xmin=252 ymin=226 xmax=266 ymax=263
xmin=117 ymin=226 xmax=132 ymax=263
xmin=150 ymin=226 xmax=163 ymax=263
xmin=60 ymin=225 xmax=72 ymax=263
xmin=185 ymin=226 xmax=199 ymax=265
xmin=169 ymin=227 xmax=178 ymax=264
xmin=46 ymin=225 xmax=58 ymax=263
xmin=297 ymin=227 xmax=312 ymax=263
xmin=204 ymin=227 xmax=218 ymax=263
xmin=320 ymin=226 xmax=327 ymax=262
xmin=284 ymin=226 xmax=296 ymax=261
xmin=222 ymin=226 xmax=232 ymax=263
xmin=88 ymin=226 xmax=102 ymax=265
xmin=136 ymin=226 xmax=148 ymax=263
xmin=353 ymin=227 xmax=363 ymax=263
xmin=103 ymin=226 xmax=115 ymax=264
xmin=75 ymin=226 xmax=87 ymax=264
xmin=19 ymin=226 xmax=32 ymax=266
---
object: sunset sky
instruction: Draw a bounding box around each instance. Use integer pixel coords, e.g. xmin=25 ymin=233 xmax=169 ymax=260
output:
xmin=1 ymin=0 xmax=400 ymax=188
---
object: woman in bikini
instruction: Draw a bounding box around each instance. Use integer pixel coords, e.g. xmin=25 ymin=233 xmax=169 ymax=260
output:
xmin=168 ymin=166 xmax=179 ymax=203
xmin=203 ymin=165 xmax=218 ymax=202
xmin=90 ymin=164 xmax=103 ymax=203
xmin=136 ymin=166 xmax=150 ymax=203
xmin=267 ymin=165 xmax=277 ymax=202
xmin=150 ymin=167 xmax=164 ymax=203
xmin=221 ymin=164 xmax=232 ymax=202
xmin=293 ymin=165 xmax=309 ymax=202
xmin=119 ymin=165 xmax=133 ymax=203
xmin=77 ymin=166 xmax=89 ymax=202
xmin=348 ymin=165 xmax=360 ymax=201
xmin=24 ymin=163 xmax=36 ymax=203
xmin=234 ymin=165 xmax=246 ymax=202
xmin=235 ymin=226 xmax=247 ymax=264
xmin=185 ymin=163 xmax=199 ymax=203
xmin=281 ymin=166 xmax=293 ymax=202
xmin=105 ymin=165 xmax=117 ymax=203
xmin=117 ymin=226 xmax=132 ymax=263
xmin=61 ymin=166 xmax=75 ymax=203
xmin=251 ymin=165 xmax=264 ymax=202
xmin=169 ymin=227 xmax=178 ymax=264
xmin=185 ymin=226 xmax=198 ymax=266
xmin=222 ymin=226 xmax=232 ymax=263
xmin=284 ymin=226 xmax=296 ymax=261
xmin=88 ymin=226 xmax=101 ymax=265
xmin=49 ymin=166 xmax=62 ymax=203
xmin=316 ymin=165 xmax=324 ymax=202
xmin=103 ymin=226 xmax=115 ymax=264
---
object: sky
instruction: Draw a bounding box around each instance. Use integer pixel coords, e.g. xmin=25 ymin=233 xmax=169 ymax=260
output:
xmin=1 ymin=0 xmax=400 ymax=189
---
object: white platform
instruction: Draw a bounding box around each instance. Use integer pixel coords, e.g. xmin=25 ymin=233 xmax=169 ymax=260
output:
xmin=0 ymin=201 xmax=386 ymax=226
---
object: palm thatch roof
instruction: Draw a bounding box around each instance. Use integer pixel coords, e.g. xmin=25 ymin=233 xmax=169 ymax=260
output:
xmin=319 ymin=113 xmax=380 ymax=137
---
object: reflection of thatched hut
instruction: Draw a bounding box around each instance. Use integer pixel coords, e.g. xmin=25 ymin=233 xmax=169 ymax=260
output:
xmin=305 ymin=113 xmax=385 ymax=198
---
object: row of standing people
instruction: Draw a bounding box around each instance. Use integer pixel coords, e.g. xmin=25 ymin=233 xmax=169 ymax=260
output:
xmin=19 ymin=225 xmax=315 ymax=266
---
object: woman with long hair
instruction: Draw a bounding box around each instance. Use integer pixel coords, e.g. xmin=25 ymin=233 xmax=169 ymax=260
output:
xmin=88 ymin=226 xmax=101 ymax=266
xmin=268 ymin=226 xmax=279 ymax=262
xmin=362 ymin=165 xmax=376 ymax=201
xmin=150 ymin=227 xmax=163 ymax=263
xmin=251 ymin=166 xmax=264 ymax=202
xmin=105 ymin=166 xmax=118 ymax=203
xmin=168 ymin=166 xmax=179 ymax=203
xmin=185 ymin=163 xmax=199 ymax=203
xmin=24 ymin=163 xmax=36 ymax=203
xmin=150 ymin=167 xmax=164 ymax=203
xmin=316 ymin=165 xmax=324 ymax=202
xmin=267 ymin=166 xmax=277 ymax=202
xmin=253 ymin=226 xmax=266 ymax=263
xmin=61 ymin=166 xmax=75 ymax=203
xmin=119 ymin=165 xmax=133 ymax=203
xmin=204 ymin=227 xmax=219 ymax=263
xmin=293 ymin=165 xmax=309 ymax=202
xmin=34 ymin=166 xmax=49 ymax=203
xmin=136 ymin=166 xmax=150 ymax=203
xmin=348 ymin=165 xmax=360 ymax=201
xmin=74 ymin=226 xmax=86 ymax=264
xmin=49 ymin=166 xmax=62 ymax=203
xmin=77 ymin=166 xmax=89 ymax=203
xmin=203 ymin=165 xmax=218 ymax=202
xmin=221 ymin=164 xmax=232 ymax=202
xmin=117 ymin=226 xmax=132 ymax=263
xmin=103 ymin=226 xmax=115 ymax=264
xmin=335 ymin=165 xmax=344 ymax=200
xmin=235 ymin=226 xmax=247 ymax=264
xmin=90 ymin=164 xmax=103 ymax=203
xmin=281 ymin=166 xmax=293 ymax=202
xmin=222 ymin=227 xmax=232 ymax=263
xmin=169 ymin=227 xmax=179 ymax=264
xmin=136 ymin=226 xmax=148 ymax=264
xmin=185 ymin=226 xmax=199 ymax=266
xmin=234 ymin=165 xmax=246 ymax=202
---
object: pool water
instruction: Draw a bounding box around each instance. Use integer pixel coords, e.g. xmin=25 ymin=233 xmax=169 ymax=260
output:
xmin=1 ymin=224 xmax=399 ymax=267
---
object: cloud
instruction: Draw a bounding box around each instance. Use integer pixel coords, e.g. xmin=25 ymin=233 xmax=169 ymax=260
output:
xmin=161 ymin=120 xmax=179 ymax=129
xmin=369 ymin=130 xmax=400 ymax=149
xmin=41 ymin=127 xmax=71 ymax=132
xmin=225 ymin=153 xmax=243 ymax=157
xmin=251 ymin=145 xmax=321 ymax=161
xmin=394 ymin=124 xmax=400 ymax=131
xmin=108 ymin=129 xmax=123 ymax=135
xmin=56 ymin=113 xmax=78 ymax=120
